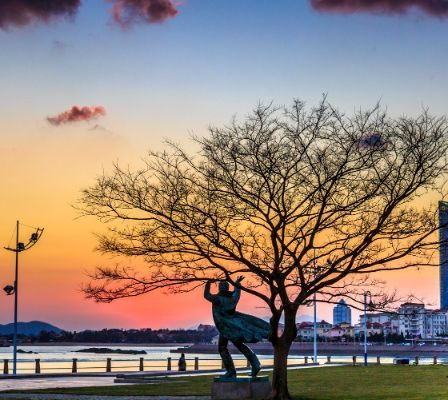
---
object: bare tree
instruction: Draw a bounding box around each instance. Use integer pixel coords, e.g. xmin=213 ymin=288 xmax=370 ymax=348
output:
xmin=78 ymin=98 xmax=448 ymax=400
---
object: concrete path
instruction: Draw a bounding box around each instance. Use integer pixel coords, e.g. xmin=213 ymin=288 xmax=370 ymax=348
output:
xmin=0 ymin=363 xmax=342 ymax=393
xmin=0 ymin=395 xmax=210 ymax=400
xmin=0 ymin=376 xmax=119 ymax=392
xmin=0 ymin=364 xmax=345 ymax=399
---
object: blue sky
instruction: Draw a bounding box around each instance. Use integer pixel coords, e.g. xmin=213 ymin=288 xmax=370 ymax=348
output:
xmin=2 ymin=0 xmax=448 ymax=142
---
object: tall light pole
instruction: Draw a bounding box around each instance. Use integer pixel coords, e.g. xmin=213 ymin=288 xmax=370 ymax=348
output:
xmin=5 ymin=221 xmax=44 ymax=375
xmin=313 ymin=248 xmax=318 ymax=364
xmin=363 ymin=291 xmax=374 ymax=367
xmin=313 ymin=291 xmax=317 ymax=363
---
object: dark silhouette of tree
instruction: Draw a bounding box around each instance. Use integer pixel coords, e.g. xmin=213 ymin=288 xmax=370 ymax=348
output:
xmin=78 ymin=98 xmax=448 ymax=400
xmin=67 ymin=328 xmax=215 ymax=344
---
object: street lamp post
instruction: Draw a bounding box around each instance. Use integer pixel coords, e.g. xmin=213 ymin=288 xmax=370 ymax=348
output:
xmin=313 ymin=291 xmax=317 ymax=363
xmin=363 ymin=291 xmax=374 ymax=367
xmin=5 ymin=221 xmax=43 ymax=375
xmin=312 ymin=249 xmax=319 ymax=364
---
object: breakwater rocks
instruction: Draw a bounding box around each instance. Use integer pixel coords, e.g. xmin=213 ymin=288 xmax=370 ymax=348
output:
xmin=75 ymin=347 xmax=147 ymax=355
xmin=17 ymin=349 xmax=37 ymax=354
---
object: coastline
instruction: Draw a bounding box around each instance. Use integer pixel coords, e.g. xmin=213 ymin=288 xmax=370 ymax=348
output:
xmin=13 ymin=342 xmax=448 ymax=357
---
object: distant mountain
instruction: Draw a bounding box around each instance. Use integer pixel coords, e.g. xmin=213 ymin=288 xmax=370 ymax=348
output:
xmin=0 ymin=321 xmax=62 ymax=336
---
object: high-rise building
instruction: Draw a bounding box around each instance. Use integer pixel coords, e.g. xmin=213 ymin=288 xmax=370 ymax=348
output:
xmin=355 ymin=303 xmax=448 ymax=339
xmin=398 ymin=302 xmax=426 ymax=338
xmin=440 ymin=201 xmax=448 ymax=309
xmin=333 ymin=299 xmax=352 ymax=326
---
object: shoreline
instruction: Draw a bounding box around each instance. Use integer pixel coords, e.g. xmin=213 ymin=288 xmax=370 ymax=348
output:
xmin=12 ymin=342 xmax=448 ymax=357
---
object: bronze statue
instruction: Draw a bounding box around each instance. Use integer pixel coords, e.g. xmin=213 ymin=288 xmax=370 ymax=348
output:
xmin=204 ymin=276 xmax=270 ymax=378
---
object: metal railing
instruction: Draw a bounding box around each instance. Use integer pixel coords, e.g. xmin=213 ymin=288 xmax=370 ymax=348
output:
xmin=1 ymin=354 xmax=446 ymax=375
xmin=0 ymin=356 xmax=311 ymax=375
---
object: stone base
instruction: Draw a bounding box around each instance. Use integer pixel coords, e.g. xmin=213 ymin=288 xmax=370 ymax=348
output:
xmin=212 ymin=376 xmax=271 ymax=400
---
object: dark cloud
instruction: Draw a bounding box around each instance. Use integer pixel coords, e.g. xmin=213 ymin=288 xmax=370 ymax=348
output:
xmin=310 ymin=0 xmax=448 ymax=17
xmin=47 ymin=106 xmax=107 ymax=126
xmin=108 ymin=0 xmax=179 ymax=28
xmin=357 ymin=133 xmax=386 ymax=149
xmin=0 ymin=0 xmax=80 ymax=29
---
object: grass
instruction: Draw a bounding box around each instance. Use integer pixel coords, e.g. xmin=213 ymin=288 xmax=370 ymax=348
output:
xmin=5 ymin=365 xmax=448 ymax=399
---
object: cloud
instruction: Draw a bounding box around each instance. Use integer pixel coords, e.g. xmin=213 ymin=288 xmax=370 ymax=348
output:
xmin=357 ymin=132 xmax=386 ymax=149
xmin=0 ymin=0 xmax=179 ymax=30
xmin=0 ymin=0 xmax=81 ymax=29
xmin=47 ymin=106 xmax=107 ymax=126
xmin=310 ymin=0 xmax=448 ymax=18
xmin=107 ymin=0 xmax=179 ymax=28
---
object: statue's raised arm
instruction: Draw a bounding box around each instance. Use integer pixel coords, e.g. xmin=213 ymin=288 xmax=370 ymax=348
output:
xmin=231 ymin=276 xmax=243 ymax=304
xmin=203 ymin=280 xmax=215 ymax=303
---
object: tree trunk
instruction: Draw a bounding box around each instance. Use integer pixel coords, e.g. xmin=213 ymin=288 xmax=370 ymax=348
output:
xmin=269 ymin=308 xmax=296 ymax=400
xmin=270 ymin=339 xmax=292 ymax=400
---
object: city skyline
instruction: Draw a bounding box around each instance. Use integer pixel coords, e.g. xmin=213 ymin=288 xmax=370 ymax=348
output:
xmin=1 ymin=1 xmax=448 ymax=331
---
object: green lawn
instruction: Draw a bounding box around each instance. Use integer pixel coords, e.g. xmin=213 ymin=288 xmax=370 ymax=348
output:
xmin=7 ymin=365 xmax=448 ymax=399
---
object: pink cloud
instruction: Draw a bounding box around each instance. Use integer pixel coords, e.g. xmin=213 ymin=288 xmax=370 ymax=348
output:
xmin=310 ymin=0 xmax=448 ymax=17
xmin=47 ymin=106 xmax=107 ymax=126
xmin=107 ymin=0 xmax=179 ymax=28
xmin=0 ymin=0 xmax=80 ymax=29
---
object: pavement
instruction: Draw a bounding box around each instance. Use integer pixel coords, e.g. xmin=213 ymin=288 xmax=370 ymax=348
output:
xmin=0 ymin=395 xmax=210 ymax=400
xmin=0 ymin=376 xmax=201 ymax=399
xmin=0 ymin=364 xmax=345 ymax=399
xmin=0 ymin=376 xmax=119 ymax=392
xmin=0 ymin=375 xmax=209 ymax=399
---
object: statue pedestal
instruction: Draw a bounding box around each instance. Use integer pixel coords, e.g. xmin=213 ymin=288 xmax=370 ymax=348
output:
xmin=212 ymin=376 xmax=271 ymax=400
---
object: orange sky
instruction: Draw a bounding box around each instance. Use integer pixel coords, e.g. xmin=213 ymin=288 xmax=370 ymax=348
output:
xmin=0 ymin=122 xmax=271 ymax=331
xmin=0 ymin=127 xmax=442 ymax=331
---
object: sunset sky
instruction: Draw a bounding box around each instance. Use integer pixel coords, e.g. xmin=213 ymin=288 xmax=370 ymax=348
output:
xmin=1 ymin=0 xmax=448 ymax=331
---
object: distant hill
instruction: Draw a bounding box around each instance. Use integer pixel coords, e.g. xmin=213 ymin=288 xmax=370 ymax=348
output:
xmin=0 ymin=321 xmax=62 ymax=336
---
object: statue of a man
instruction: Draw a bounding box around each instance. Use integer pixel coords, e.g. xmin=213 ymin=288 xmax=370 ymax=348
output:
xmin=204 ymin=276 xmax=270 ymax=378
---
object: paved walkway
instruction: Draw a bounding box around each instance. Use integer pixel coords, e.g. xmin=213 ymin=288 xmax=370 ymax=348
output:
xmin=0 ymin=395 xmax=210 ymax=400
xmin=0 ymin=364 xmax=345 ymax=399
xmin=0 ymin=377 xmax=210 ymax=399
xmin=0 ymin=377 xmax=121 ymax=392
